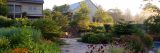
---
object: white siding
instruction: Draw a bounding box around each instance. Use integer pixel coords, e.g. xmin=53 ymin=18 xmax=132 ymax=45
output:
xmin=22 ymin=3 xmax=43 ymax=16
xmin=7 ymin=2 xmax=43 ymax=16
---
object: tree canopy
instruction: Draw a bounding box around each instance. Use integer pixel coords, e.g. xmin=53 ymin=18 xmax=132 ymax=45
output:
xmin=107 ymin=8 xmax=124 ymax=23
xmin=53 ymin=4 xmax=70 ymax=13
xmin=94 ymin=6 xmax=113 ymax=23
xmin=71 ymin=1 xmax=91 ymax=31
xmin=0 ymin=0 xmax=8 ymax=16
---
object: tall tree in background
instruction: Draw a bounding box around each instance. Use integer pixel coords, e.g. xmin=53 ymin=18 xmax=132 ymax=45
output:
xmin=0 ymin=0 xmax=8 ymax=16
xmin=143 ymin=3 xmax=160 ymax=14
xmin=94 ymin=6 xmax=113 ymax=23
xmin=52 ymin=11 xmax=69 ymax=31
xmin=42 ymin=4 xmax=71 ymax=32
xmin=53 ymin=4 xmax=70 ymax=13
xmin=123 ymin=9 xmax=133 ymax=21
xmin=71 ymin=1 xmax=90 ymax=31
xmin=53 ymin=4 xmax=73 ymax=20
xmin=135 ymin=2 xmax=160 ymax=24
xmin=43 ymin=9 xmax=52 ymax=19
xmin=142 ymin=0 xmax=160 ymax=15
xmin=107 ymin=8 xmax=124 ymax=23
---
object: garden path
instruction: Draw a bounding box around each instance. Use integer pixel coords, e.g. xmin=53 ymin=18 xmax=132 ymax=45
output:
xmin=60 ymin=38 xmax=109 ymax=53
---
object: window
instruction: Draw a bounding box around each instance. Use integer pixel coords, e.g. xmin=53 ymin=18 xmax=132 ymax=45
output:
xmin=15 ymin=5 xmax=21 ymax=13
xmin=28 ymin=6 xmax=37 ymax=12
xmin=8 ymin=5 xmax=21 ymax=13
xmin=8 ymin=5 xmax=14 ymax=13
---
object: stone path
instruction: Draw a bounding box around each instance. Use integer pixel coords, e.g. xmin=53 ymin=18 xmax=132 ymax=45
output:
xmin=60 ymin=38 xmax=109 ymax=53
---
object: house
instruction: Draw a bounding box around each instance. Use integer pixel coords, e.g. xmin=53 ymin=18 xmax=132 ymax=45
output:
xmin=69 ymin=0 xmax=98 ymax=22
xmin=7 ymin=0 xmax=44 ymax=19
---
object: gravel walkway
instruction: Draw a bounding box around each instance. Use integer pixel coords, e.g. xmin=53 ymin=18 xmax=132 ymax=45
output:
xmin=60 ymin=38 xmax=109 ymax=53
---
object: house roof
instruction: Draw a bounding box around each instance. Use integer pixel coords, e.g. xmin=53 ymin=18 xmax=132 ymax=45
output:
xmin=69 ymin=0 xmax=97 ymax=10
xmin=69 ymin=2 xmax=80 ymax=10
xmin=7 ymin=0 xmax=44 ymax=4
xmin=30 ymin=0 xmax=44 ymax=4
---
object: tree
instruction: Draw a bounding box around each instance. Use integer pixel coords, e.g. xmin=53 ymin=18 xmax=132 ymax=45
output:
xmin=143 ymin=3 xmax=160 ymax=15
xmin=52 ymin=11 xmax=69 ymax=31
xmin=72 ymin=1 xmax=91 ymax=31
xmin=52 ymin=5 xmax=71 ymax=31
xmin=0 ymin=0 xmax=8 ymax=16
xmin=107 ymin=8 xmax=124 ymax=23
xmin=53 ymin=4 xmax=70 ymax=14
xmin=43 ymin=9 xmax=52 ymax=19
xmin=144 ymin=15 xmax=160 ymax=35
xmin=94 ymin=6 xmax=113 ymax=23
xmin=123 ymin=9 xmax=133 ymax=21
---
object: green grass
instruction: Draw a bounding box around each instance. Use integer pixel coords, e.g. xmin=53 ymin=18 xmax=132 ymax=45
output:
xmin=31 ymin=43 xmax=61 ymax=53
xmin=106 ymin=45 xmax=125 ymax=53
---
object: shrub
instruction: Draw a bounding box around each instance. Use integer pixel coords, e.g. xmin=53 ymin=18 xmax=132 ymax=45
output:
xmin=13 ymin=18 xmax=31 ymax=27
xmin=112 ymin=22 xmax=135 ymax=36
xmin=32 ymin=19 xmax=63 ymax=40
xmin=142 ymin=35 xmax=153 ymax=49
xmin=81 ymin=32 xmax=112 ymax=44
xmin=144 ymin=15 xmax=160 ymax=35
xmin=0 ymin=36 xmax=9 ymax=49
xmin=0 ymin=16 xmax=14 ymax=27
xmin=31 ymin=43 xmax=60 ymax=53
xmin=127 ymin=35 xmax=144 ymax=53
xmin=0 ymin=27 xmax=61 ymax=53
xmin=90 ymin=26 xmax=106 ymax=33
xmin=0 ymin=27 xmax=42 ymax=50
xmin=126 ymin=35 xmax=153 ymax=53
xmin=113 ymin=22 xmax=145 ymax=37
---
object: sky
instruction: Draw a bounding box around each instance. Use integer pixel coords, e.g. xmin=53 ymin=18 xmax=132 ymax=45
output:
xmin=43 ymin=0 xmax=160 ymax=16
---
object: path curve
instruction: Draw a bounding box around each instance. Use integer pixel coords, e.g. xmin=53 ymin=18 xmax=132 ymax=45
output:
xmin=60 ymin=38 xmax=108 ymax=53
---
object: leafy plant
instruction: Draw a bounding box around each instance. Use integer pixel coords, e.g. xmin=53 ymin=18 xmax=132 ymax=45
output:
xmin=0 ymin=16 xmax=15 ymax=27
xmin=0 ymin=36 xmax=9 ymax=49
xmin=144 ymin=15 xmax=160 ymax=35
xmin=81 ymin=32 xmax=113 ymax=44
xmin=125 ymin=35 xmax=153 ymax=53
xmin=32 ymin=19 xmax=63 ymax=40
xmin=0 ymin=27 xmax=41 ymax=51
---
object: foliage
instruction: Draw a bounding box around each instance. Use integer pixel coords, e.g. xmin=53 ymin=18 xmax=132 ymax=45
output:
xmin=52 ymin=11 xmax=69 ymax=31
xmin=43 ymin=9 xmax=53 ymax=19
xmin=0 ymin=27 xmax=41 ymax=50
xmin=13 ymin=18 xmax=31 ymax=27
xmin=108 ymin=45 xmax=125 ymax=53
xmin=142 ymin=35 xmax=153 ymax=49
xmin=94 ymin=6 xmax=113 ymax=23
xmin=53 ymin=4 xmax=70 ymax=13
xmin=32 ymin=19 xmax=63 ymax=40
xmin=112 ymin=21 xmax=145 ymax=37
xmin=0 ymin=16 xmax=15 ymax=27
xmin=71 ymin=2 xmax=91 ymax=31
xmin=127 ymin=35 xmax=144 ymax=52
xmin=0 ymin=36 xmax=9 ymax=49
xmin=81 ymin=32 xmax=113 ymax=44
xmin=144 ymin=15 xmax=160 ymax=35
xmin=31 ymin=43 xmax=60 ymax=53
xmin=0 ymin=27 xmax=61 ymax=53
xmin=107 ymin=8 xmax=124 ymax=23
xmin=78 ymin=1 xmax=90 ymax=15
xmin=124 ymin=35 xmax=153 ymax=53
xmin=89 ymin=24 xmax=106 ymax=33
xmin=0 ymin=0 xmax=8 ymax=16
xmin=51 ymin=5 xmax=71 ymax=31
xmin=112 ymin=21 xmax=135 ymax=36
xmin=77 ymin=17 xmax=90 ymax=31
